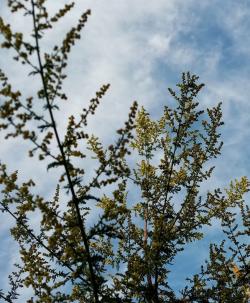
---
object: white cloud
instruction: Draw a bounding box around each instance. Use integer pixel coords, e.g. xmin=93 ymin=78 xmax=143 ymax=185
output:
xmin=148 ymin=34 xmax=172 ymax=56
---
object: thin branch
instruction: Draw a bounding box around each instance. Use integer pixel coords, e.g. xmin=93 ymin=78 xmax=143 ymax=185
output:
xmin=154 ymin=109 xmax=184 ymax=293
xmin=30 ymin=1 xmax=99 ymax=301
xmin=0 ymin=202 xmax=86 ymax=283
xmin=0 ymin=293 xmax=12 ymax=303
xmin=8 ymin=119 xmax=57 ymax=161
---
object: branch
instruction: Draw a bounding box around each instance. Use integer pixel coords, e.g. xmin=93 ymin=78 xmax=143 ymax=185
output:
xmin=0 ymin=293 xmax=12 ymax=303
xmin=0 ymin=202 xmax=86 ymax=283
xmin=30 ymin=2 xmax=99 ymax=301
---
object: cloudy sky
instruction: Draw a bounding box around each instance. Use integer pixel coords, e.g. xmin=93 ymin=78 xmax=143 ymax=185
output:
xmin=0 ymin=0 xmax=250 ymax=300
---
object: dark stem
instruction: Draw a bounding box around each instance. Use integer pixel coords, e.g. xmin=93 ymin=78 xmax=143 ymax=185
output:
xmin=30 ymin=1 xmax=99 ymax=301
xmin=143 ymin=152 xmax=156 ymax=301
xmin=227 ymin=220 xmax=248 ymax=269
xmin=1 ymin=202 xmax=85 ymax=283
xmin=153 ymin=109 xmax=184 ymax=295
xmin=0 ymin=293 xmax=12 ymax=303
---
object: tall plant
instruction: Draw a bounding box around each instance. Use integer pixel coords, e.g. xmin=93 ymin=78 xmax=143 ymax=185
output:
xmin=0 ymin=1 xmax=249 ymax=302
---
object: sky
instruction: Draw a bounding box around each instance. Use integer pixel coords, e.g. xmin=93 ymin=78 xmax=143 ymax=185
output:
xmin=0 ymin=0 xmax=250 ymax=300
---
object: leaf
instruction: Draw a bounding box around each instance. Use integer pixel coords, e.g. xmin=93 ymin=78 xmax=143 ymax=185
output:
xmin=47 ymin=161 xmax=64 ymax=171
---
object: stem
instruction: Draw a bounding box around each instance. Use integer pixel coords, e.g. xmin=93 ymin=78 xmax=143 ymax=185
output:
xmin=8 ymin=119 xmax=57 ymax=160
xmin=143 ymin=150 xmax=160 ymax=302
xmin=1 ymin=202 xmax=85 ymax=282
xmin=144 ymin=205 xmax=151 ymax=285
xmin=153 ymin=110 xmax=184 ymax=295
xmin=30 ymin=1 xmax=99 ymax=301
xmin=0 ymin=293 xmax=12 ymax=303
xmin=227 ymin=221 xmax=248 ymax=269
xmin=144 ymin=169 xmax=152 ymax=285
xmin=162 ymin=113 xmax=184 ymax=213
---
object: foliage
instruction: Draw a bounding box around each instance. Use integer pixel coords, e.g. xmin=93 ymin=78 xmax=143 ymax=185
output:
xmin=0 ymin=1 xmax=249 ymax=302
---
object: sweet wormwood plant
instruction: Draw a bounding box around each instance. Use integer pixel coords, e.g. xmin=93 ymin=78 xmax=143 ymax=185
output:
xmin=0 ymin=1 xmax=249 ymax=302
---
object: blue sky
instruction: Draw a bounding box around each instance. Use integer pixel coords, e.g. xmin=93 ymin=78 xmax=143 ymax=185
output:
xmin=0 ymin=0 xmax=250 ymax=300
